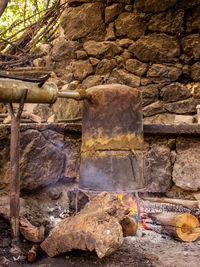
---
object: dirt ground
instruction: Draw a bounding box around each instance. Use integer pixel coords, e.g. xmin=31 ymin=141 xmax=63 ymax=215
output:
xmin=1 ymin=215 xmax=200 ymax=267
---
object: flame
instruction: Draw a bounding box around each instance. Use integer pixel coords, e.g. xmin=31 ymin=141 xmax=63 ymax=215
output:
xmin=117 ymin=193 xmax=136 ymax=215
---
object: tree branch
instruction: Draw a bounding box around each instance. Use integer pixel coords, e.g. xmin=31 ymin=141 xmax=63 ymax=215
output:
xmin=0 ymin=0 xmax=9 ymax=17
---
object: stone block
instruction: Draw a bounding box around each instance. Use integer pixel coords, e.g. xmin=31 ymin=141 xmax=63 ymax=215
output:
xmin=129 ymin=33 xmax=180 ymax=63
xmin=160 ymin=83 xmax=191 ymax=102
xmin=181 ymin=34 xmax=200 ymax=61
xmin=115 ymin=12 xmax=147 ymax=39
xmin=60 ymin=3 xmax=105 ymax=41
xmin=173 ymin=138 xmax=200 ymax=191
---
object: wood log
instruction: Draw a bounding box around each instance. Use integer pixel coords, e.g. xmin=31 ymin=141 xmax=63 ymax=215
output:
xmin=19 ymin=218 xmax=45 ymax=243
xmin=28 ymin=244 xmax=39 ymax=262
xmin=120 ymin=214 xmax=138 ymax=237
xmin=3 ymin=113 xmax=42 ymax=124
xmin=146 ymin=213 xmax=200 ymax=242
xmin=0 ymin=205 xmax=44 ymax=243
xmin=142 ymin=197 xmax=200 ymax=210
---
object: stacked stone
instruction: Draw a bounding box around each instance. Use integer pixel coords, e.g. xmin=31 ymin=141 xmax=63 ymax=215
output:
xmin=42 ymin=0 xmax=200 ymax=124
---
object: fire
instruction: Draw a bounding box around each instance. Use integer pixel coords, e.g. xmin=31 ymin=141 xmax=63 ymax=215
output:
xmin=117 ymin=193 xmax=137 ymax=215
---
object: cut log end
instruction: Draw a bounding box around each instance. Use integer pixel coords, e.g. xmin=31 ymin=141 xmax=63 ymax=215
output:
xmin=148 ymin=213 xmax=200 ymax=242
xmin=176 ymin=213 xmax=200 ymax=242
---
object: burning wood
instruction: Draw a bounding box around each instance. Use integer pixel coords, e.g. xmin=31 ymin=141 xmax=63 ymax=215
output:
xmin=142 ymin=197 xmax=200 ymax=211
xmin=28 ymin=244 xmax=40 ymax=262
xmin=143 ymin=213 xmax=200 ymax=242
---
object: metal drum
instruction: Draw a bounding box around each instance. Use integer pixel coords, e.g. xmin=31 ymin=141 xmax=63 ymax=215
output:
xmin=79 ymin=84 xmax=145 ymax=193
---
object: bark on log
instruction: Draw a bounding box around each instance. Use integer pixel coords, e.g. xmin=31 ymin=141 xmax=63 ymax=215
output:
xmin=41 ymin=192 xmax=130 ymax=258
xmin=142 ymin=197 xmax=200 ymax=210
xmin=19 ymin=218 xmax=45 ymax=243
xmin=121 ymin=214 xmax=138 ymax=237
xmin=145 ymin=213 xmax=200 ymax=242
xmin=0 ymin=205 xmax=44 ymax=243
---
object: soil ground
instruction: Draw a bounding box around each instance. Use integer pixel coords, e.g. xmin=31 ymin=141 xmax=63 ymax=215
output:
xmin=1 ymin=216 xmax=200 ymax=267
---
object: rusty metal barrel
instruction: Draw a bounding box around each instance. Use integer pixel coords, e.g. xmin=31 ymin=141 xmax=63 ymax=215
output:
xmin=79 ymin=84 xmax=145 ymax=193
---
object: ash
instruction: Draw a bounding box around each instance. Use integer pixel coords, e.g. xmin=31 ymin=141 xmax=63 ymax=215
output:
xmin=126 ymin=229 xmax=200 ymax=267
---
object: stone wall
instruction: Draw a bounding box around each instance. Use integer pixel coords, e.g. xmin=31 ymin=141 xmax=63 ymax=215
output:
xmin=33 ymin=0 xmax=200 ymax=123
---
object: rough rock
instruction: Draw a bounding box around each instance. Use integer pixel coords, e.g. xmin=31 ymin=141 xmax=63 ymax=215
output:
xmin=175 ymin=0 xmax=197 ymax=10
xmin=115 ymin=12 xmax=147 ymax=39
xmin=147 ymin=64 xmax=182 ymax=83
xmin=75 ymin=50 xmax=88 ymax=60
xmin=134 ymin=0 xmax=178 ymax=13
xmin=144 ymin=140 xmax=172 ymax=192
xmin=52 ymin=98 xmax=82 ymax=120
xmin=51 ymin=38 xmax=80 ymax=61
xmin=192 ymin=83 xmax=200 ymax=98
xmin=164 ymin=98 xmax=200 ymax=114
xmin=60 ymin=3 xmax=105 ymax=41
xmin=148 ymin=9 xmax=184 ymax=37
xmin=111 ymin=69 xmax=140 ymax=87
xmin=117 ymin=38 xmax=134 ymax=48
xmin=139 ymin=84 xmax=159 ymax=106
xmin=174 ymin=115 xmax=194 ymax=124
xmin=82 ymin=75 xmax=103 ymax=89
xmin=129 ymin=33 xmax=180 ymax=63
xmin=0 ymin=125 xmax=81 ymax=193
xmin=83 ymin=40 xmax=122 ymax=59
xmin=173 ymin=138 xmax=200 ymax=191
xmin=143 ymin=113 xmax=176 ymax=124
xmin=125 ymin=59 xmax=148 ymax=77
xmin=72 ymin=60 xmax=93 ymax=81
xmin=105 ymin=23 xmax=115 ymax=41
xmin=181 ymin=34 xmax=200 ymax=61
xmin=41 ymin=192 xmax=129 ymax=258
xmin=105 ymin=3 xmax=124 ymax=24
xmin=186 ymin=6 xmax=200 ymax=33
xmin=19 ymin=129 xmax=65 ymax=190
xmin=96 ymin=59 xmax=115 ymax=75
xmin=160 ymin=83 xmax=191 ymax=102
xmin=89 ymin=57 xmax=100 ymax=66
xmin=190 ymin=62 xmax=200 ymax=82
xmin=143 ymin=101 xmax=165 ymax=117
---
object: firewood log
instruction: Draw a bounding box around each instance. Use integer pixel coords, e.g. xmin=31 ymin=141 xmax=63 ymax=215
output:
xmin=146 ymin=213 xmax=200 ymax=242
xmin=142 ymin=197 xmax=200 ymax=210
xmin=0 ymin=205 xmax=44 ymax=243
xmin=19 ymin=218 xmax=45 ymax=243
xmin=28 ymin=244 xmax=39 ymax=262
xmin=120 ymin=214 xmax=138 ymax=237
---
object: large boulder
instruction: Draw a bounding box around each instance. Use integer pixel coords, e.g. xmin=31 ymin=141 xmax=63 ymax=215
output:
xmin=60 ymin=3 xmax=105 ymax=41
xmin=173 ymin=138 xmax=200 ymax=191
xmin=144 ymin=140 xmax=172 ymax=192
xmin=0 ymin=126 xmax=81 ymax=192
xmin=129 ymin=33 xmax=180 ymax=63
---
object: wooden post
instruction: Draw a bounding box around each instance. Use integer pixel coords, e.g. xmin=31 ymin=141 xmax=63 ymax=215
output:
xmin=8 ymin=89 xmax=28 ymax=240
